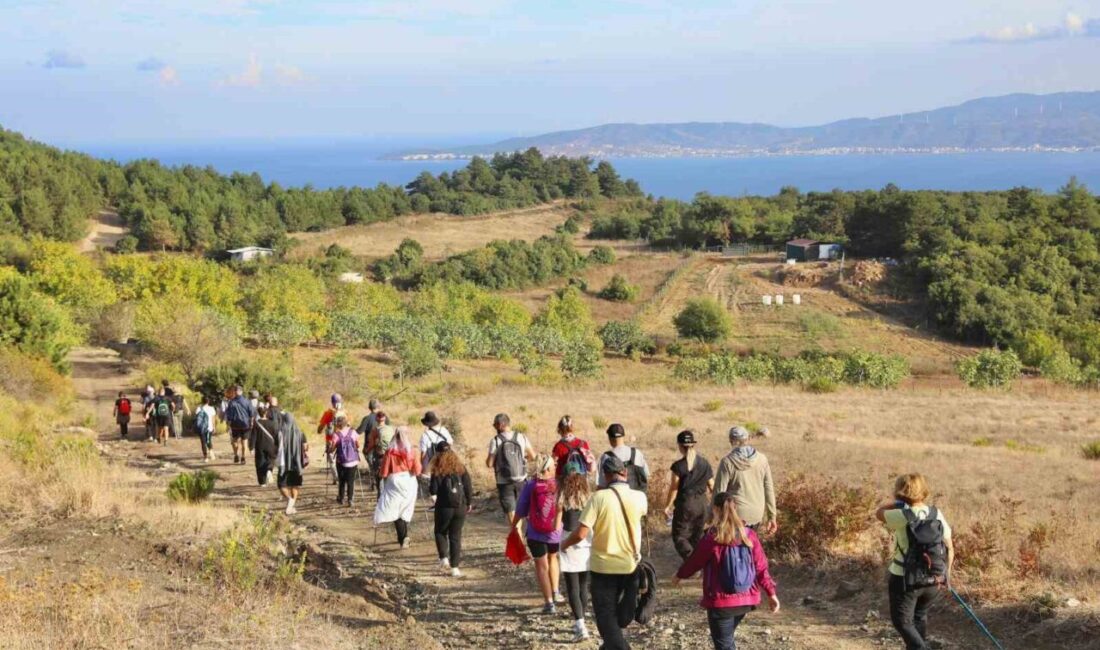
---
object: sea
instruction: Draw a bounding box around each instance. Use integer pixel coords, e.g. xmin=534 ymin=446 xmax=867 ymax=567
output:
xmin=82 ymin=140 xmax=1100 ymax=200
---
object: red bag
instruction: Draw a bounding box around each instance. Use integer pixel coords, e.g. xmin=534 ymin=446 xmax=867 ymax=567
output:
xmin=505 ymin=527 xmax=529 ymax=565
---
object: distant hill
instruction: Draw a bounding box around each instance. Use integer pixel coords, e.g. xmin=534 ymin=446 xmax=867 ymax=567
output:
xmin=394 ymin=91 xmax=1100 ymax=159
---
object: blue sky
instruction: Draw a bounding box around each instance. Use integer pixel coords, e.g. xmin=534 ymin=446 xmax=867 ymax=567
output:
xmin=3 ymin=1 xmax=1100 ymax=145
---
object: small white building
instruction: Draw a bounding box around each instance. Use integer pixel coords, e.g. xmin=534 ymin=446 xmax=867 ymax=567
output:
xmin=818 ymin=243 xmax=843 ymax=260
xmin=338 ymin=272 xmax=365 ymax=284
xmin=226 ymin=246 xmax=274 ymax=262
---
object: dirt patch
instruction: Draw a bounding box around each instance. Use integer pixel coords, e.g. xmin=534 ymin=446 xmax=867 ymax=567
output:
xmin=79 ymin=209 xmax=127 ymax=253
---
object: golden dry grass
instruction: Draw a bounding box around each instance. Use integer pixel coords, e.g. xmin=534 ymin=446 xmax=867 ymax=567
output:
xmin=288 ymin=202 xmax=574 ymax=261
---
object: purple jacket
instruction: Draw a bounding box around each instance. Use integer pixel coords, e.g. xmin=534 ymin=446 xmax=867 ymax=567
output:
xmin=676 ymin=528 xmax=777 ymax=609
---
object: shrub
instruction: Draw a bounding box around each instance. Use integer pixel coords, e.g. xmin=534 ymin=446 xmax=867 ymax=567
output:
xmin=588 ymin=245 xmax=616 ymax=265
xmin=193 ymin=355 xmax=304 ymax=407
xmin=535 ymin=286 xmax=595 ymax=340
xmin=518 ymin=347 xmax=550 ymax=376
xmin=0 ymin=348 xmax=73 ymax=406
xmin=971 ymin=437 xmax=993 ymax=447
xmin=956 ymin=349 xmax=1023 ymax=389
xmin=803 ymin=376 xmax=839 ymax=393
xmin=673 ymin=298 xmax=732 ymax=342
xmin=665 ymin=416 xmax=683 ymax=427
xmin=113 ymin=235 xmax=139 ymax=253
xmin=396 ymin=339 xmax=441 ymax=380
xmin=203 ymin=511 xmax=303 ymax=592
xmin=773 ymin=474 xmax=877 ymax=561
xmin=597 ymin=274 xmax=638 ymax=302
xmin=598 ymin=320 xmax=655 ymax=356
xmin=842 ymin=351 xmax=910 ymax=388
xmin=560 ymin=336 xmax=603 ymax=379
xmin=167 ymin=470 xmax=218 ymax=503
xmin=700 ymin=400 xmax=722 ymax=412
xmin=0 ymin=272 xmax=81 ymax=372
xmin=592 ymin=416 xmax=609 ymax=430
xmin=1081 ymin=441 xmax=1100 ymax=460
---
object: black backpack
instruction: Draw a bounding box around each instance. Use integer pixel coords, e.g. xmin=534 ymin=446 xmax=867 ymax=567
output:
xmin=625 ymin=448 xmax=648 ymax=493
xmin=895 ymin=506 xmax=948 ymax=591
xmin=440 ymin=473 xmax=467 ymax=509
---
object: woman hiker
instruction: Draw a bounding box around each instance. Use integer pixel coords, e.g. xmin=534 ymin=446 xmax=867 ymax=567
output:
xmin=664 ymin=429 xmax=715 ymax=560
xmin=331 ymin=413 xmax=361 ymax=506
xmin=428 ymin=441 xmax=472 ymax=577
xmin=672 ymin=492 xmax=781 ymax=650
xmin=375 ymin=426 xmax=422 ymax=549
xmin=512 ymin=455 xmax=564 ymax=614
xmin=557 ymin=461 xmax=593 ymax=642
xmin=271 ymin=397 xmax=307 ymax=515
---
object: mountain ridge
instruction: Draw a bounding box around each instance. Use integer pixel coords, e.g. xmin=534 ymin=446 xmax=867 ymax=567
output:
xmin=393 ymin=91 xmax=1100 ymax=159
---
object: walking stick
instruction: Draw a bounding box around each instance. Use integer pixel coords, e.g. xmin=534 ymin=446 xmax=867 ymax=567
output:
xmin=354 ymin=466 xmax=367 ymax=512
xmin=949 ymin=587 xmax=1006 ymax=650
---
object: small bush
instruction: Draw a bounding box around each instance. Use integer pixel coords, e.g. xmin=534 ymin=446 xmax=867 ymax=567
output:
xmin=592 ymin=416 xmax=608 ymax=430
xmin=598 ymin=320 xmax=655 ymax=356
xmin=588 ymin=245 xmax=616 ymax=265
xmin=202 ymin=510 xmax=303 ymax=593
xmin=971 ymin=437 xmax=993 ymax=447
xmin=513 ymin=422 xmax=529 ymax=434
xmin=674 ymin=298 xmax=732 ymax=343
xmin=665 ymin=416 xmax=683 ymax=428
xmin=1004 ymin=439 xmax=1045 ymax=454
xmin=956 ymin=349 xmax=1022 ymax=389
xmin=597 ymin=274 xmax=639 ymax=302
xmin=560 ymin=336 xmax=603 ymax=379
xmin=700 ymin=400 xmax=722 ymax=412
xmin=396 ymin=339 xmax=441 ymax=380
xmin=113 ymin=235 xmax=139 ymax=254
xmin=803 ymin=376 xmax=839 ymax=393
xmin=774 ymin=474 xmax=877 ymax=561
xmin=167 ymin=470 xmax=217 ymax=503
xmin=1080 ymin=441 xmax=1100 ymax=460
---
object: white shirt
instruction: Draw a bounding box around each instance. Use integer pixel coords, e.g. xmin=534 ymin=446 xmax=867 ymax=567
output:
xmin=198 ymin=405 xmax=217 ymax=433
xmin=419 ymin=426 xmax=453 ymax=475
xmin=487 ymin=430 xmax=531 ymax=484
xmin=597 ymin=445 xmax=651 ymax=488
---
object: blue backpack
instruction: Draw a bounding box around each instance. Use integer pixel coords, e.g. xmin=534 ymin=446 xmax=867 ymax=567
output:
xmin=718 ymin=542 xmax=756 ymax=594
xmin=194 ymin=408 xmax=209 ymax=434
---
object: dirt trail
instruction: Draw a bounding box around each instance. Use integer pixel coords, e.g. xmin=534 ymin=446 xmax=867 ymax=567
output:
xmin=78 ymin=209 xmax=127 ymax=253
xmin=73 ymin=347 xmax=976 ymax=650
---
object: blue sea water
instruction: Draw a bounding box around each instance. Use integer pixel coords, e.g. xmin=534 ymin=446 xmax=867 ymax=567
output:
xmin=83 ymin=141 xmax=1100 ymax=200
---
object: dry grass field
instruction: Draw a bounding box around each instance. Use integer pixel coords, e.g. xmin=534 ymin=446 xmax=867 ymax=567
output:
xmin=288 ymin=202 xmax=575 ymax=261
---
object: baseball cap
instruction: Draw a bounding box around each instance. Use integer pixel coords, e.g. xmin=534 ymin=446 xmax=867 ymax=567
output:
xmin=677 ymin=430 xmax=697 ymax=446
xmin=606 ymin=423 xmax=625 ymax=438
xmin=729 ymin=426 xmax=750 ymax=441
xmin=601 ymin=454 xmax=626 ymax=475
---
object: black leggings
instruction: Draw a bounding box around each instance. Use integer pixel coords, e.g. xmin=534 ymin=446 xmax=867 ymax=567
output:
xmin=337 ymin=465 xmax=357 ymax=502
xmin=395 ymin=519 xmax=409 ymax=545
xmin=672 ymin=494 xmax=709 ymax=560
xmin=563 ymin=571 xmax=589 ymax=620
xmin=888 ymin=574 xmax=938 ymax=650
xmin=434 ymin=507 xmax=466 ymax=566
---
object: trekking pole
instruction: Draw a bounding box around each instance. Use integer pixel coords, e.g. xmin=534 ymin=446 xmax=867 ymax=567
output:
xmin=354 ymin=466 xmax=367 ymax=512
xmin=950 ymin=587 xmax=1006 ymax=650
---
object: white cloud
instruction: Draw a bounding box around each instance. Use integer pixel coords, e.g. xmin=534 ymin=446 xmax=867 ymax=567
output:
xmin=1064 ymin=12 xmax=1086 ymax=36
xmin=220 ymin=53 xmax=262 ymax=87
xmin=43 ymin=49 xmax=85 ymax=69
xmin=274 ymin=63 xmax=305 ymax=85
xmin=963 ymin=12 xmax=1100 ymax=44
xmin=158 ymin=65 xmax=180 ymax=86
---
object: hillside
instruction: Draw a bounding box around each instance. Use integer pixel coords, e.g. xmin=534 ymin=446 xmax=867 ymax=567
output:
xmin=395 ymin=91 xmax=1100 ymax=158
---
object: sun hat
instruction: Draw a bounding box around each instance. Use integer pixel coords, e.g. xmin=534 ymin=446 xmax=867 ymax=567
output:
xmin=421 ymin=411 xmax=441 ymax=427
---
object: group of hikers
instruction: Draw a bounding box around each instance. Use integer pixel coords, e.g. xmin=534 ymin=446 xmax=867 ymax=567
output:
xmin=111 ymin=387 xmax=955 ymax=650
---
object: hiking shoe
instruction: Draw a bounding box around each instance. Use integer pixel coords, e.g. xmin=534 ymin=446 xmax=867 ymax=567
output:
xmin=571 ymin=620 xmax=590 ymax=642
xmin=450 ymin=567 xmax=462 ymax=578
xmin=554 ymin=590 xmax=565 ymax=604
xmin=233 ymin=454 xmax=240 ymax=464
xmin=439 ymin=557 xmax=451 ymax=570
xmin=286 ymin=505 xmax=297 ymax=515
xmin=400 ymin=539 xmax=411 ymax=550
xmin=542 ymin=602 xmax=556 ymax=615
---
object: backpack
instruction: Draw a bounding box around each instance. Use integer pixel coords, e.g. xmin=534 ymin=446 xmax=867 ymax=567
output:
xmin=335 ymin=429 xmax=359 ymax=465
xmin=554 ymin=438 xmax=589 ymax=475
xmin=421 ymin=428 xmax=445 ymax=467
xmin=225 ymin=398 xmax=251 ymax=430
xmin=118 ymin=398 xmax=131 ymax=416
xmin=718 ymin=541 xmax=757 ymax=594
xmin=375 ymin=425 xmax=396 ymax=456
xmin=194 ymin=407 xmax=210 ymax=434
xmin=155 ymin=398 xmax=171 ymax=418
xmin=896 ymin=506 xmax=948 ymax=591
xmin=441 ymin=474 xmax=467 ymax=509
xmin=625 ymin=448 xmax=648 ymax=492
xmin=494 ymin=433 xmax=526 ymax=482
xmin=528 ymin=479 xmax=558 ymax=534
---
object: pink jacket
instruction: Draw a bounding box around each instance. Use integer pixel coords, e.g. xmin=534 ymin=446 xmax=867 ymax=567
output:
xmin=675 ymin=528 xmax=777 ymax=609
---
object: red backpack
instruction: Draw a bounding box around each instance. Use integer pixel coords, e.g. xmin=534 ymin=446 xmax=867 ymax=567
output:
xmin=118 ymin=398 xmax=131 ymax=416
xmin=528 ymin=478 xmax=559 ymax=534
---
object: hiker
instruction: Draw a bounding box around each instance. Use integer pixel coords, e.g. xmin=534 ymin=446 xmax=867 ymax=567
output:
xmin=714 ymin=426 xmax=777 ymax=534
xmin=375 ymin=426 xmax=422 ymax=549
xmin=195 ymin=395 xmax=217 ymax=462
xmin=664 ymin=430 xmax=715 ymax=560
xmin=597 ymin=423 xmax=650 ymax=492
xmin=671 ymin=492 xmax=780 ymax=650
xmin=486 ymin=413 xmax=535 ymax=522
xmin=551 ymin=415 xmax=596 ymax=479
xmin=225 ymin=385 xmax=257 ymax=465
xmin=147 ymin=388 xmax=174 ymax=445
xmin=258 ymin=393 xmax=273 ymax=419
xmin=171 ymin=390 xmax=189 ymax=440
xmin=113 ymin=391 xmax=132 ymax=440
xmin=318 ymin=394 xmax=344 ymax=484
xmin=270 ymin=397 xmax=307 ymax=515
xmin=250 ymin=403 xmax=279 ymax=486
xmin=428 ymin=441 xmax=472 ymax=577
xmin=141 ymin=385 xmax=156 ymax=441
xmin=331 ymin=413 xmax=360 ymax=506
xmin=513 ymin=456 xmax=564 ymax=614
xmin=558 ymin=461 xmax=593 ymax=642
xmin=418 ymin=411 xmax=453 ymax=500
xmin=875 ymin=473 xmax=954 ymax=650
xmin=561 ymin=454 xmax=649 ymax=650
xmin=356 ymin=398 xmax=382 ymax=443
xmin=367 ymin=412 xmax=395 ymax=493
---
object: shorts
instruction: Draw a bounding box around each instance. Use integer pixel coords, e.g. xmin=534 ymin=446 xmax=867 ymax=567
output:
xmin=155 ymin=415 xmax=171 ymax=428
xmin=527 ymin=539 xmax=560 ymax=558
xmin=230 ymin=428 xmax=250 ymax=441
xmin=497 ymin=481 xmax=522 ymax=513
xmin=278 ymin=470 xmax=303 ymax=488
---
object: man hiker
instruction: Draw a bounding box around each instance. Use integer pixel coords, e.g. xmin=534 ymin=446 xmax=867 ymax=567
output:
xmin=356 ymin=398 xmax=382 ymax=443
xmin=714 ymin=426 xmax=777 ymax=534
xmin=195 ymin=395 xmax=217 ymax=462
xmin=147 ymin=388 xmax=174 ymax=445
xmin=141 ymin=385 xmax=156 ymax=441
xmin=561 ymin=454 xmax=648 ymax=650
xmin=113 ymin=391 xmax=132 ymax=440
xmin=367 ymin=411 xmax=395 ymax=493
xmin=597 ymin=423 xmax=650 ymax=491
xmin=485 ymin=413 xmax=535 ymax=522
xmin=664 ymin=430 xmax=714 ymax=560
xmin=225 ymin=385 xmax=257 ymax=465
xmin=269 ymin=396 xmax=308 ymax=515
xmin=418 ymin=411 xmax=453 ymax=500
xmin=551 ymin=415 xmax=595 ymax=479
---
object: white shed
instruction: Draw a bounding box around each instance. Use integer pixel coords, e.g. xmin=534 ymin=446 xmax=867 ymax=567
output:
xmin=818 ymin=244 xmax=843 ymax=260
xmin=338 ymin=272 xmax=365 ymax=284
xmin=226 ymin=246 xmax=274 ymax=262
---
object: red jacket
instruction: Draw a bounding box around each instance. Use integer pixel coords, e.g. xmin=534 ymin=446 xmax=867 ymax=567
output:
xmin=675 ymin=528 xmax=777 ymax=609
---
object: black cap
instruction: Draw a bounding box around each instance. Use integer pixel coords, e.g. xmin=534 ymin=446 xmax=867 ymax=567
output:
xmin=435 ymin=440 xmax=451 ymax=454
xmin=421 ymin=411 xmax=440 ymax=427
xmin=606 ymin=423 xmax=625 ymax=438
xmin=601 ymin=454 xmax=626 ymax=475
xmin=677 ymin=430 xmax=696 ymax=446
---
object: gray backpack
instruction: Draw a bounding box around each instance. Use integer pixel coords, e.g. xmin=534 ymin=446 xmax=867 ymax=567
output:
xmin=494 ymin=433 xmax=525 ymax=482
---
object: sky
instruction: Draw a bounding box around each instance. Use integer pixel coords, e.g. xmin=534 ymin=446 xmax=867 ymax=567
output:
xmin=2 ymin=1 xmax=1100 ymax=146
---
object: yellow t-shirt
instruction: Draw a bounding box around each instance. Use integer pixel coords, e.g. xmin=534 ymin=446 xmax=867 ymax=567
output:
xmin=883 ymin=505 xmax=952 ymax=577
xmin=579 ymin=483 xmax=648 ymax=575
